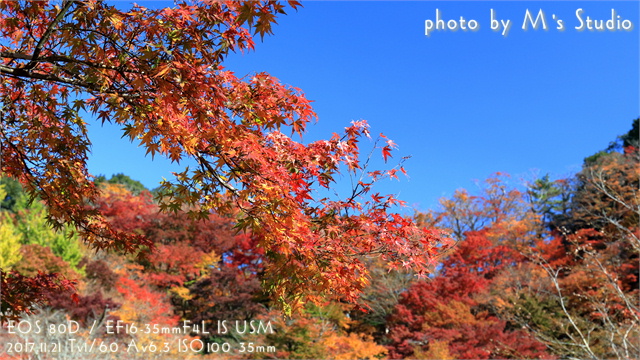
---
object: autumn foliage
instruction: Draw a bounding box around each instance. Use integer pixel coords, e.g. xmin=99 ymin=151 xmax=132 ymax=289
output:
xmin=385 ymin=229 xmax=550 ymax=359
xmin=0 ymin=0 xmax=637 ymax=358
xmin=382 ymin=125 xmax=639 ymax=359
xmin=0 ymin=0 xmax=443 ymax=314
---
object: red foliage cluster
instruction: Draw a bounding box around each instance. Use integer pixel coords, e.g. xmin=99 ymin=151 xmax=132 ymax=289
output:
xmin=80 ymin=258 xmax=119 ymax=290
xmin=386 ymin=230 xmax=550 ymax=359
xmin=0 ymin=270 xmax=76 ymax=322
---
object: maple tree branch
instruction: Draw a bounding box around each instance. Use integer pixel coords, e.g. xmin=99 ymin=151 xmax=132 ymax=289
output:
xmin=345 ymin=247 xmax=390 ymax=257
xmin=0 ymin=107 xmax=139 ymax=252
xmin=24 ymin=0 xmax=76 ymax=71
xmin=58 ymin=26 xmax=140 ymax=60
xmin=198 ymin=143 xmax=280 ymax=194
xmin=0 ymin=51 xmax=140 ymax=73
xmin=0 ymin=63 xmax=143 ymax=100
xmin=0 ymin=124 xmax=49 ymax=200
xmin=195 ymin=154 xmax=238 ymax=194
xmin=0 ymin=63 xmax=97 ymax=90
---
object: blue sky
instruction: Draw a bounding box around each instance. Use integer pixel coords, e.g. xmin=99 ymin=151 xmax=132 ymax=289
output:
xmin=87 ymin=1 xmax=639 ymax=212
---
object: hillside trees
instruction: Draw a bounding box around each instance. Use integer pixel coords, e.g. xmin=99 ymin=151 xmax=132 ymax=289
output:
xmin=1 ymin=124 xmax=636 ymax=359
xmin=385 ymin=229 xmax=551 ymax=359
xmin=14 ymin=197 xmax=84 ymax=272
xmin=1 ymin=176 xmax=395 ymax=359
xmin=397 ymin=119 xmax=639 ymax=359
xmin=257 ymin=304 xmax=388 ymax=359
xmin=0 ymin=181 xmax=79 ymax=321
xmin=501 ymin=120 xmax=639 ymax=359
xmin=0 ymin=0 xmax=443 ymax=315
xmin=0 ymin=178 xmax=261 ymax=359
xmin=516 ymin=121 xmax=639 ymax=359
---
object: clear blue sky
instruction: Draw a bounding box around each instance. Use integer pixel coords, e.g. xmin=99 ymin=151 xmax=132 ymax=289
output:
xmin=87 ymin=1 xmax=639 ymax=212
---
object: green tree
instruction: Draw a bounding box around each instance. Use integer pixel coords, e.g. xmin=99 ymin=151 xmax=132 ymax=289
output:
xmin=0 ymin=220 xmax=22 ymax=270
xmin=0 ymin=177 xmax=27 ymax=212
xmin=94 ymin=173 xmax=148 ymax=195
xmin=0 ymin=186 xmax=22 ymax=269
xmin=14 ymin=198 xmax=84 ymax=271
xmin=607 ymin=118 xmax=639 ymax=151
xmin=526 ymin=174 xmax=573 ymax=232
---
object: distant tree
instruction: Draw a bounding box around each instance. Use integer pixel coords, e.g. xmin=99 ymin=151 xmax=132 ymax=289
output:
xmin=0 ymin=177 xmax=26 ymax=212
xmin=348 ymin=257 xmax=415 ymax=341
xmin=0 ymin=270 xmax=75 ymax=321
xmin=0 ymin=212 xmax=22 ymax=270
xmin=185 ymin=265 xmax=267 ymax=340
xmin=424 ymin=173 xmax=538 ymax=248
xmin=251 ymin=305 xmax=387 ymax=360
xmin=93 ymin=183 xmax=247 ymax=288
xmin=46 ymin=290 xmax=119 ymax=327
xmin=79 ymin=257 xmax=119 ymax=291
xmin=14 ymin=198 xmax=84 ymax=271
xmin=607 ymin=118 xmax=639 ymax=151
xmin=12 ymin=244 xmax=78 ymax=280
xmin=94 ymin=173 xmax=148 ymax=195
xmin=525 ymin=174 xmax=573 ymax=232
xmin=492 ymin=120 xmax=639 ymax=359
xmin=571 ymin=151 xmax=639 ymax=235
xmin=385 ymin=231 xmax=550 ymax=359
